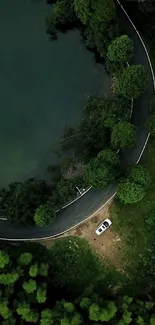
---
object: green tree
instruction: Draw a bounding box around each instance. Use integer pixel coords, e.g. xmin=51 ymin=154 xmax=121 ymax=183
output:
xmin=145 ymin=207 xmax=155 ymax=230
xmin=128 ymin=165 xmax=151 ymax=188
xmin=16 ymin=303 xmax=39 ymax=323
xmin=111 ymin=122 xmax=136 ymax=149
xmin=117 ymin=180 xmax=146 ymax=204
xmin=107 ymin=35 xmax=133 ymax=63
xmin=23 ymin=279 xmax=37 ymax=294
xmin=45 ymin=0 xmax=76 ymax=38
xmin=0 ymin=251 xmax=9 ymax=268
xmin=39 ymin=263 xmax=49 ymax=277
xmin=29 ymin=264 xmax=38 ymax=278
xmin=36 ymin=284 xmax=47 ymax=303
xmin=84 ymin=157 xmax=116 ymax=188
xmin=0 ymin=179 xmax=51 ymax=225
xmin=74 ymin=0 xmax=116 ymax=25
xmin=0 ymin=302 xmax=12 ymax=319
xmin=103 ymin=95 xmax=131 ymax=128
xmin=90 ymin=0 xmax=116 ymax=25
xmin=19 ymin=252 xmax=33 ymax=266
xmin=106 ymin=57 xmax=126 ymax=76
xmin=146 ymin=114 xmax=155 ymax=136
xmin=40 ymin=309 xmax=54 ymax=325
xmin=117 ymin=65 xmax=148 ymax=99
xmin=33 ymin=201 xmax=56 ymax=227
xmin=52 ymin=0 xmax=75 ymax=25
xmin=97 ymin=148 xmax=119 ymax=167
xmin=0 ymin=272 xmax=19 ymax=285
xmin=74 ymin=0 xmax=91 ymax=24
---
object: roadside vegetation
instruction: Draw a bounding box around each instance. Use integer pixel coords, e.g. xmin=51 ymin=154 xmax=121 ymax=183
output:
xmin=0 ymin=0 xmax=150 ymax=227
xmin=1 ymin=236 xmax=155 ymax=324
xmin=110 ymin=136 xmax=155 ymax=295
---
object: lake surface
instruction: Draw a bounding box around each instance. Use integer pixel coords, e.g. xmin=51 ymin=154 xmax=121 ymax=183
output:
xmin=0 ymin=0 xmax=110 ymax=186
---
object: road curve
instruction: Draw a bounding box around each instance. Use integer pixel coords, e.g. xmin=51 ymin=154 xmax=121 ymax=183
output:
xmin=0 ymin=2 xmax=154 ymax=241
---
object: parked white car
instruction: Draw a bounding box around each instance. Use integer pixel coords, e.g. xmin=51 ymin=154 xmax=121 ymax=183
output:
xmin=95 ymin=218 xmax=112 ymax=236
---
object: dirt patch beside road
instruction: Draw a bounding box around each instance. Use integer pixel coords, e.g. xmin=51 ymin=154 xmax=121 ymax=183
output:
xmin=42 ymin=201 xmax=125 ymax=271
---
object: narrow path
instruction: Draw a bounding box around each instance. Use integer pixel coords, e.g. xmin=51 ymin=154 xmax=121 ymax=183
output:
xmin=0 ymin=3 xmax=154 ymax=240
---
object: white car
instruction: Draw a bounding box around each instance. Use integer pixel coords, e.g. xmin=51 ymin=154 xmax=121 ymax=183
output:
xmin=95 ymin=218 xmax=112 ymax=236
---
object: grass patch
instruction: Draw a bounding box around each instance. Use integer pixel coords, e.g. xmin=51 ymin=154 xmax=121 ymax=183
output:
xmin=110 ymin=137 xmax=155 ymax=294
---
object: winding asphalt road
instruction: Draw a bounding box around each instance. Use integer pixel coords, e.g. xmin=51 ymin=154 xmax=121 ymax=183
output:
xmin=0 ymin=2 xmax=154 ymax=240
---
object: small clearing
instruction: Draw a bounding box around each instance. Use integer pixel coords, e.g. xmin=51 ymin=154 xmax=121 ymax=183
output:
xmin=43 ymin=201 xmax=125 ymax=271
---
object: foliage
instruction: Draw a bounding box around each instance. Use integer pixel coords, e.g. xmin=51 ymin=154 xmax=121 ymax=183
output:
xmin=74 ymin=0 xmax=116 ymax=26
xmin=39 ymin=263 xmax=49 ymax=277
xmin=0 ymin=251 xmax=9 ymax=269
xmin=128 ymin=165 xmax=151 ymax=188
xmin=36 ymin=285 xmax=47 ymax=303
xmin=23 ymin=279 xmax=37 ymax=294
xmin=34 ymin=201 xmax=56 ymax=227
xmin=111 ymin=122 xmax=136 ymax=149
xmin=117 ymin=164 xmax=151 ymax=204
xmin=84 ymin=148 xmax=119 ymax=189
xmin=117 ymin=179 xmax=146 ymax=204
xmin=97 ymin=148 xmax=119 ymax=167
xmin=84 ymin=158 xmax=116 ymax=188
xmin=0 ymin=178 xmax=51 ymax=225
xmin=61 ymin=97 xmax=108 ymax=162
xmin=52 ymin=176 xmax=85 ymax=209
xmin=147 ymin=113 xmax=155 ymax=136
xmin=62 ymin=95 xmax=130 ymax=163
xmin=103 ymin=95 xmax=131 ymax=128
xmin=0 ymin=244 xmax=50 ymax=324
xmin=1 ymin=238 xmax=155 ymax=324
xmin=107 ymin=35 xmax=134 ymax=63
xmin=74 ymin=0 xmax=90 ymax=25
xmin=105 ymin=58 xmax=126 ymax=76
xmin=46 ymin=0 xmax=76 ymax=38
xmin=49 ymin=237 xmax=103 ymax=294
xmin=111 ymin=138 xmax=155 ymax=292
xmin=117 ymin=65 xmax=148 ymax=99
xmin=29 ymin=264 xmax=39 ymax=278
xmin=19 ymin=252 xmax=33 ymax=266
xmin=145 ymin=206 xmax=155 ymax=231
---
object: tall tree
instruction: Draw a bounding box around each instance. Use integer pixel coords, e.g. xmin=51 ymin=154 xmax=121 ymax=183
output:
xmin=117 ymin=65 xmax=148 ymax=98
xmin=107 ymin=35 xmax=134 ymax=63
xmin=0 ymin=251 xmax=9 ymax=269
xmin=117 ymin=180 xmax=146 ymax=204
xmin=34 ymin=201 xmax=56 ymax=227
xmin=111 ymin=122 xmax=136 ymax=149
xmin=0 ymin=179 xmax=51 ymax=225
xmin=84 ymin=157 xmax=116 ymax=188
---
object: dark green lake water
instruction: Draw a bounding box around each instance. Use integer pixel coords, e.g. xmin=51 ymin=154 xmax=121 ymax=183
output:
xmin=0 ymin=0 xmax=110 ymax=186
